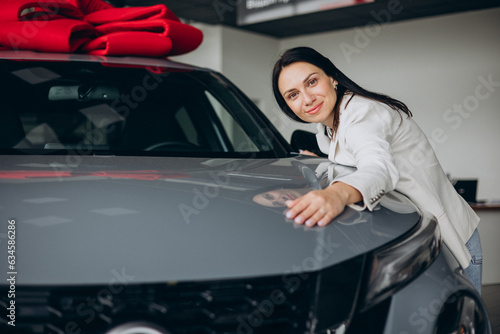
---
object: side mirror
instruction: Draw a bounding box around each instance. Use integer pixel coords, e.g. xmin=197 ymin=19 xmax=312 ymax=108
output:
xmin=290 ymin=129 xmax=327 ymax=157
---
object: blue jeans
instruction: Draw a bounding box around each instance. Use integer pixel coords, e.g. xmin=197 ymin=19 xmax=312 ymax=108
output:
xmin=464 ymin=228 xmax=483 ymax=294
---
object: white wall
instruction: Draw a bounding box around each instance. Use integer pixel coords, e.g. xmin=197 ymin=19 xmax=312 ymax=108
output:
xmin=170 ymin=23 xmax=224 ymax=72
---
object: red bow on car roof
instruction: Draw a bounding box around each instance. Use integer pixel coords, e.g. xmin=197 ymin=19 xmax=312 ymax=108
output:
xmin=0 ymin=0 xmax=203 ymax=57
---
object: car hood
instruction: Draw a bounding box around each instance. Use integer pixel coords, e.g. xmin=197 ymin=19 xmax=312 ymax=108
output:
xmin=0 ymin=155 xmax=420 ymax=286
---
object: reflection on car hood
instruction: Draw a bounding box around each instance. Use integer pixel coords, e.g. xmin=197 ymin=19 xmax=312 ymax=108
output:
xmin=0 ymin=155 xmax=420 ymax=286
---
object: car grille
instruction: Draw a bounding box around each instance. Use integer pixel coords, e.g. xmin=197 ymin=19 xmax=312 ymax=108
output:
xmin=1 ymin=274 xmax=314 ymax=334
xmin=1 ymin=257 xmax=364 ymax=334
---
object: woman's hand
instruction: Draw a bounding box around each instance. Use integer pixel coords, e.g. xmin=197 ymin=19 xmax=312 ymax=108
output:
xmin=285 ymin=182 xmax=362 ymax=227
xmin=299 ymin=149 xmax=318 ymax=156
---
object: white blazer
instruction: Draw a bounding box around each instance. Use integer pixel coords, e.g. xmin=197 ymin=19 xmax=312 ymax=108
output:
xmin=316 ymin=94 xmax=479 ymax=269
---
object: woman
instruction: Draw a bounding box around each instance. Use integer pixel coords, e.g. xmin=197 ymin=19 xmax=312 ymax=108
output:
xmin=272 ymin=46 xmax=482 ymax=292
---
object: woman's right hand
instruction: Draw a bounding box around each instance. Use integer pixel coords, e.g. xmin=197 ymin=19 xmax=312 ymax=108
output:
xmin=285 ymin=181 xmax=362 ymax=227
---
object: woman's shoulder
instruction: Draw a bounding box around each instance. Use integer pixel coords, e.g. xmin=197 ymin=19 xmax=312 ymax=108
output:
xmin=339 ymin=94 xmax=408 ymax=135
xmin=341 ymin=93 xmax=395 ymax=121
xmin=342 ymin=93 xmax=388 ymax=110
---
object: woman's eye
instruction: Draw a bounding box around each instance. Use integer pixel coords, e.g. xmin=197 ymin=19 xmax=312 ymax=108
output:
xmin=288 ymin=92 xmax=298 ymax=100
xmin=308 ymin=78 xmax=317 ymax=86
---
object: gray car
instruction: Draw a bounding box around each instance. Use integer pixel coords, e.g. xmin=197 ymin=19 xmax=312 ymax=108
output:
xmin=0 ymin=51 xmax=491 ymax=334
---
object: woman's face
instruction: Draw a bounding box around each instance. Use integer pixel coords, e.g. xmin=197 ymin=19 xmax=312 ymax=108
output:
xmin=278 ymin=62 xmax=337 ymax=128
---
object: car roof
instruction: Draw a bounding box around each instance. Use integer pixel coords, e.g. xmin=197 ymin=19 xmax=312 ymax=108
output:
xmin=0 ymin=50 xmax=205 ymax=71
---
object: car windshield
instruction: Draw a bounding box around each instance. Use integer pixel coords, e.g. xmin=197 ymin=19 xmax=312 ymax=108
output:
xmin=0 ymin=58 xmax=288 ymax=158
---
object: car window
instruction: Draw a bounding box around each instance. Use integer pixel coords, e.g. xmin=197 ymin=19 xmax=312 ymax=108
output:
xmin=0 ymin=60 xmax=286 ymax=157
xmin=205 ymin=91 xmax=259 ymax=152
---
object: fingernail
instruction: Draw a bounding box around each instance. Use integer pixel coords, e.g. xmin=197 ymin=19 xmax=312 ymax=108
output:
xmin=318 ymin=220 xmax=325 ymax=226
xmin=286 ymin=211 xmax=293 ymax=219
xmin=305 ymin=220 xmax=313 ymax=226
xmin=295 ymin=217 xmax=303 ymax=224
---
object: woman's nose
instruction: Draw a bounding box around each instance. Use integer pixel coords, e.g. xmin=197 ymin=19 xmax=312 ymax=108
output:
xmin=303 ymin=91 xmax=315 ymax=105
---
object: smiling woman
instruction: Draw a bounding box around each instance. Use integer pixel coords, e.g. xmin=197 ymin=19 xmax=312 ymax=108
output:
xmin=277 ymin=61 xmax=338 ymax=127
xmin=271 ymin=46 xmax=483 ymax=293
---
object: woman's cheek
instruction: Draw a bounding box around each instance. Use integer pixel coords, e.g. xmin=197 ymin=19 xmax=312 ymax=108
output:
xmin=290 ymin=101 xmax=301 ymax=116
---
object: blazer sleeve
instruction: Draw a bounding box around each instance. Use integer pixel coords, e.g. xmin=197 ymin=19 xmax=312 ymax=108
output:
xmin=333 ymin=99 xmax=400 ymax=211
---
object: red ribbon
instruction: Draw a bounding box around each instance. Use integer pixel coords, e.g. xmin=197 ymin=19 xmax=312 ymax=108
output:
xmin=0 ymin=0 xmax=203 ymax=57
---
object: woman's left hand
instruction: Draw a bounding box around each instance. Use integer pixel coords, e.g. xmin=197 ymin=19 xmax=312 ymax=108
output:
xmin=285 ymin=182 xmax=362 ymax=227
xmin=299 ymin=149 xmax=318 ymax=156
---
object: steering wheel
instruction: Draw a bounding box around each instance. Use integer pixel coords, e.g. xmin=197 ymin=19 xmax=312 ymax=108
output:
xmin=144 ymin=141 xmax=201 ymax=151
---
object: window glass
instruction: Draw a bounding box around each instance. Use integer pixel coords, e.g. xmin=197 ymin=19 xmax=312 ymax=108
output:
xmin=174 ymin=107 xmax=199 ymax=146
xmin=0 ymin=61 xmax=283 ymax=157
xmin=205 ymin=91 xmax=258 ymax=152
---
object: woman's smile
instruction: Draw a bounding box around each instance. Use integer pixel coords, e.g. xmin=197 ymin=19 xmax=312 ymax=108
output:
xmin=306 ymin=102 xmax=323 ymax=115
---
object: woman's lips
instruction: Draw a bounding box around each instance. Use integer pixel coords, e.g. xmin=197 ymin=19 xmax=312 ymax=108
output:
xmin=306 ymin=102 xmax=323 ymax=115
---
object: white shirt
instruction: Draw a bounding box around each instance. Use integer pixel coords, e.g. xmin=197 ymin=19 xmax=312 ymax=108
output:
xmin=316 ymin=94 xmax=479 ymax=269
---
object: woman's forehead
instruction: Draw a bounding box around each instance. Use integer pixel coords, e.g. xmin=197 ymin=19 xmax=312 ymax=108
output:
xmin=282 ymin=61 xmax=322 ymax=75
xmin=278 ymin=62 xmax=325 ymax=90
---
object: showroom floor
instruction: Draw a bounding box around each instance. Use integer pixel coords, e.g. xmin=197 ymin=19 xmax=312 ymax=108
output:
xmin=483 ymin=284 xmax=500 ymax=334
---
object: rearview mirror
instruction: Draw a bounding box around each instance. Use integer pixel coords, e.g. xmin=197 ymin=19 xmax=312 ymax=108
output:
xmin=49 ymin=85 xmax=119 ymax=101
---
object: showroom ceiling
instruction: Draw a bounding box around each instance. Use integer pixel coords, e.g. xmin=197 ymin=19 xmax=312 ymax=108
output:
xmin=118 ymin=0 xmax=500 ymax=38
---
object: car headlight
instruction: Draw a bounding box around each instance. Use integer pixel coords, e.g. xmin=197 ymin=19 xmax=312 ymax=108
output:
xmin=363 ymin=215 xmax=441 ymax=310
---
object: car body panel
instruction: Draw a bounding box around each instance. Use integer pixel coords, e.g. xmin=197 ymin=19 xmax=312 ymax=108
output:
xmin=0 ymin=50 xmax=201 ymax=70
xmin=0 ymin=155 xmax=420 ymax=285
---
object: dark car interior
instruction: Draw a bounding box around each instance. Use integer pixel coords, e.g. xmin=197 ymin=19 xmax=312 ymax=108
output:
xmin=0 ymin=61 xmax=280 ymax=157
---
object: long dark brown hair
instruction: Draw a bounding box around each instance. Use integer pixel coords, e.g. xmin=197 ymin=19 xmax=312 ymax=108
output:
xmin=272 ymin=46 xmax=412 ymax=134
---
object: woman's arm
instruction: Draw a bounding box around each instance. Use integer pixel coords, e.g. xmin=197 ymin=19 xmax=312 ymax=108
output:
xmin=286 ymin=98 xmax=400 ymax=227
xmin=333 ymin=99 xmax=400 ymax=211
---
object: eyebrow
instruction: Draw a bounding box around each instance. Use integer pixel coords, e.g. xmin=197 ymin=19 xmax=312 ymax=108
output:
xmin=282 ymin=72 xmax=318 ymax=97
